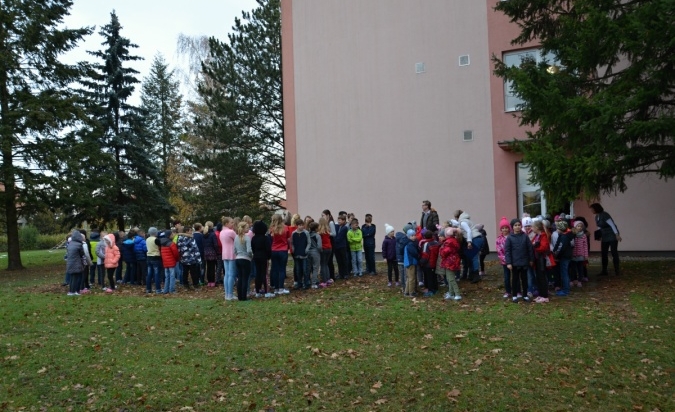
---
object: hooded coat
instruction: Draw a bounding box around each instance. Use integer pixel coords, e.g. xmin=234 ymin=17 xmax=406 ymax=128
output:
xmin=65 ymin=231 xmax=85 ymax=274
xmin=103 ymin=234 xmax=121 ymax=269
xmin=251 ymin=220 xmax=271 ymax=260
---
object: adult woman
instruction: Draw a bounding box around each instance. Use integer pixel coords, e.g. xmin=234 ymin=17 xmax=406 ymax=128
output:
xmin=455 ymin=210 xmax=484 ymax=284
xmin=590 ymin=203 xmax=622 ymax=277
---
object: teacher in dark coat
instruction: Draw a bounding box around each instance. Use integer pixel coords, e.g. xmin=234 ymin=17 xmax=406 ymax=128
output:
xmin=590 ymin=203 xmax=622 ymax=277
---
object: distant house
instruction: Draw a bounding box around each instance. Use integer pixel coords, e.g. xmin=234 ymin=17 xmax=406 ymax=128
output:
xmin=280 ymin=0 xmax=675 ymax=251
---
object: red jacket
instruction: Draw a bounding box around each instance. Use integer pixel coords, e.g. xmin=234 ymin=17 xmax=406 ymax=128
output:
xmin=158 ymin=238 xmax=179 ymax=268
xmin=440 ymin=237 xmax=461 ymax=271
xmin=532 ymin=231 xmax=550 ymax=258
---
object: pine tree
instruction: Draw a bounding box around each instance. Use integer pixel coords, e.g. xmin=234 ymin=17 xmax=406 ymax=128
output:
xmin=197 ymin=0 xmax=284 ymax=209
xmin=0 ymin=0 xmax=91 ymax=270
xmin=494 ymin=0 xmax=675 ymax=206
xmin=68 ymin=11 xmax=173 ymax=230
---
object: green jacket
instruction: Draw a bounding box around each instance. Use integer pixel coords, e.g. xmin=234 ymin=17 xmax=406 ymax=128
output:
xmin=347 ymin=229 xmax=363 ymax=252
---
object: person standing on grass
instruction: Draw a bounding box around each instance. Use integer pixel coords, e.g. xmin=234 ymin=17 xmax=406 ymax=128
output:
xmin=571 ymin=219 xmax=589 ymax=287
xmin=440 ymin=227 xmax=462 ymax=301
xmin=403 ymin=229 xmax=419 ymax=297
xmin=320 ymin=210 xmax=337 ymax=281
xmin=531 ymin=220 xmax=551 ymax=304
xmin=317 ymin=217 xmax=334 ymax=286
xmin=157 ymin=230 xmax=179 ymax=294
xmin=103 ymin=233 xmax=120 ymax=293
xmin=307 ymin=222 xmax=322 ymax=288
xmin=220 ymin=217 xmax=237 ymax=301
xmin=95 ymin=231 xmax=108 ymax=289
xmin=65 ymin=230 xmax=85 ymax=296
xmin=381 ymin=224 xmax=399 ymax=287
xmin=145 ymin=227 xmax=162 ymax=294
xmin=269 ymin=214 xmax=291 ymax=295
xmin=291 ymin=218 xmax=310 ymax=290
xmin=251 ymin=220 xmax=273 ymax=298
xmin=495 ymin=217 xmax=512 ymax=299
xmin=362 ymin=214 xmax=377 ymax=275
xmin=505 ymin=219 xmax=535 ymax=303
xmin=133 ymin=228 xmax=147 ymax=288
xmin=333 ymin=215 xmax=349 ymax=280
xmin=177 ymin=226 xmax=202 ymax=290
xmin=78 ymin=229 xmax=93 ymax=294
xmin=552 ymin=220 xmax=574 ymax=297
xmin=234 ymin=222 xmax=253 ymax=301
xmin=121 ymin=230 xmax=137 ymax=285
xmin=202 ymin=221 xmax=219 ymax=288
xmin=347 ymin=218 xmax=364 ymax=278
xmin=590 ymin=203 xmax=622 ymax=277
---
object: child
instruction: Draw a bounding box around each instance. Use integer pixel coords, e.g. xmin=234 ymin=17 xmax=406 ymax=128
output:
xmin=220 ymin=217 xmax=238 ymax=300
xmin=269 ymin=214 xmax=290 ymax=295
xmin=121 ymin=230 xmax=137 ymax=285
xmin=440 ymin=227 xmax=462 ymax=301
xmin=495 ymin=217 xmax=511 ymax=299
xmin=362 ymin=214 xmax=377 ymax=275
xmin=177 ymin=226 xmax=202 ymax=289
xmin=522 ymin=216 xmax=537 ymax=298
xmin=145 ymin=227 xmax=162 ymax=293
xmin=531 ymin=220 xmax=551 ymax=303
xmin=347 ymin=218 xmax=363 ymax=277
xmin=157 ymin=230 xmax=179 ymax=294
xmin=234 ymin=222 xmax=252 ymax=301
xmin=403 ymin=229 xmax=419 ymax=296
xmin=420 ymin=231 xmax=440 ymax=297
xmin=307 ymin=222 xmax=322 ymax=288
xmin=478 ymin=225 xmax=490 ymax=277
xmin=65 ymin=230 xmax=86 ymax=296
xmin=317 ymin=217 xmax=333 ymax=287
xmin=505 ymin=219 xmax=535 ymax=303
xmin=333 ymin=215 xmax=349 ymax=280
xmin=134 ymin=228 xmax=148 ymax=288
xmin=571 ymin=219 xmax=589 ymax=287
xmin=95 ymin=230 xmax=108 ymax=289
xmin=291 ymin=219 xmax=310 ymax=289
xmin=103 ymin=233 xmax=120 ymax=293
xmin=251 ymin=220 xmax=273 ymax=298
xmin=552 ymin=220 xmax=573 ymax=297
xmin=381 ymin=224 xmax=399 ymax=287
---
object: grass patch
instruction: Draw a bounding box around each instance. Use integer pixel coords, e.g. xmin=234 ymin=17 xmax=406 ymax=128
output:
xmin=0 ymin=256 xmax=674 ymax=411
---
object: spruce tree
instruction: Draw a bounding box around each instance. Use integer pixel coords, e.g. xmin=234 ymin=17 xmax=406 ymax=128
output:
xmin=0 ymin=0 xmax=91 ymax=270
xmin=70 ymin=11 xmax=173 ymax=230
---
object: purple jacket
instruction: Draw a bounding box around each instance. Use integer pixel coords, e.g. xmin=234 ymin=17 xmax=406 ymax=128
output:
xmin=382 ymin=236 xmax=397 ymax=261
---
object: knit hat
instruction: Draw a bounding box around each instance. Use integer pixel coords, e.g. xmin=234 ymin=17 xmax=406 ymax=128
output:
xmin=384 ymin=224 xmax=394 ymax=235
xmin=521 ymin=217 xmax=533 ymax=227
xmin=573 ymin=219 xmax=585 ymax=229
xmin=402 ymin=223 xmax=413 ymax=233
xmin=499 ymin=217 xmax=510 ymax=229
xmin=556 ymin=220 xmax=568 ymax=231
xmin=406 ymin=229 xmax=416 ymax=237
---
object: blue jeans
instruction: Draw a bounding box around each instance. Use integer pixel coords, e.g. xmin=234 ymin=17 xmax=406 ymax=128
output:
xmin=175 ymin=261 xmax=183 ymax=284
xmin=270 ymin=251 xmax=288 ymax=290
xmin=223 ymin=259 xmax=236 ymax=298
xmin=558 ymin=258 xmax=570 ymax=294
xmin=502 ymin=264 xmax=512 ymax=295
xmin=163 ymin=266 xmax=176 ymax=293
xmin=147 ymin=258 xmax=162 ymax=292
xmin=351 ymin=250 xmax=362 ymax=276
xmin=527 ymin=266 xmax=537 ymax=294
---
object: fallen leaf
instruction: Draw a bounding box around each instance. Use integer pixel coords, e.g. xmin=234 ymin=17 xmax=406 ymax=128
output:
xmin=37 ymin=367 xmax=47 ymax=374
xmin=374 ymin=398 xmax=387 ymax=405
xmin=372 ymin=381 xmax=382 ymax=389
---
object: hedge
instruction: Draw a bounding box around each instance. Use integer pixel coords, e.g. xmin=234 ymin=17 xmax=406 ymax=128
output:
xmin=0 ymin=228 xmax=67 ymax=253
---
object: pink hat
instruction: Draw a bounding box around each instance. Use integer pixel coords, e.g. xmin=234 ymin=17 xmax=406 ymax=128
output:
xmin=499 ymin=217 xmax=510 ymax=229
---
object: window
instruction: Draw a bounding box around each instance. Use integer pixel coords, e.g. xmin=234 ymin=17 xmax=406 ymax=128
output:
xmin=517 ymin=163 xmax=546 ymax=218
xmin=503 ymin=49 xmax=558 ymax=112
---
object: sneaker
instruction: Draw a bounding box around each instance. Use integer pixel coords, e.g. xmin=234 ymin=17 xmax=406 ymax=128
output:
xmin=418 ymin=282 xmax=424 ymax=287
xmin=264 ymin=293 xmax=275 ymax=298
xmin=503 ymin=293 xmax=510 ymax=299
xmin=275 ymin=289 xmax=283 ymax=295
xmin=327 ymin=279 xmax=334 ymax=284
xmin=395 ymin=282 xmax=400 ymax=286
xmin=535 ymin=297 xmax=549 ymax=303
xmin=453 ymin=295 xmax=462 ymax=301
xmin=254 ymin=293 xmax=263 ymax=298
xmin=155 ymin=290 xmax=163 ymax=294
xmin=555 ymin=291 xmax=568 ymax=297
xmin=105 ymin=288 xmax=114 ymax=293
xmin=67 ymin=292 xmax=75 ymax=296
xmin=523 ymin=295 xmax=531 ymax=303
xmin=512 ymin=296 xmax=519 ymax=303
xmin=318 ymin=283 xmax=327 ymax=288
xmin=479 ymin=271 xmax=485 ymax=276
xmin=576 ymin=281 xmax=583 ymax=288
xmin=311 ymin=284 xmax=318 ymax=289
xmin=444 ymin=292 xmax=452 ymax=300
xmin=423 ymin=291 xmax=434 ymax=297
xmin=145 ymin=290 xmax=152 ymax=294
xmin=387 ymin=282 xmax=392 ymax=287
xmin=281 ymin=288 xmax=290 ymax=295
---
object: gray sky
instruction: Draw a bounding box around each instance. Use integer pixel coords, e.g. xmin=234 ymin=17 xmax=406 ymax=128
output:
xmin=62 ymin=0 xmax=259 ymax=104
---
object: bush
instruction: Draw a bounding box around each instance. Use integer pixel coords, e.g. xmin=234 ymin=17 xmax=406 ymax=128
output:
xmin=0 ymin=230 xmax=68 ymax=252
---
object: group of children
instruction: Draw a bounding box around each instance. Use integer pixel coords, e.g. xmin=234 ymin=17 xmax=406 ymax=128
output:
xmin=63 ymin=208 xmax=590 ymax=304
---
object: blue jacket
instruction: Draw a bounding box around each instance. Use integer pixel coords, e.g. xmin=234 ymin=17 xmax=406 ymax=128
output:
xmin=121 ymin=238 xmax=136 ymax=263
xmin=395 ymin=232 xmax=409 ymax=262
xmin=403 ymin=241 xmax=419 ymax=268
xmin=193 ymin=231 xmax=204 ymax=258
xmin=334 ymin=224 xmax=349 ymax=249
xmin=361 ymin=224 xmax=376 ymax=247
xmin=133 ymin=235 xmax=147 ymax=261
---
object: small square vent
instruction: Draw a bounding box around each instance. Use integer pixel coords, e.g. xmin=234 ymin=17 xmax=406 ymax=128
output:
xmin=415 ymin=62 xmax=426 ymax=74
xmin=459 ymin=55 xmax=470 ymax=66
xmin=463 ymin=130 xmax=474 ymax=141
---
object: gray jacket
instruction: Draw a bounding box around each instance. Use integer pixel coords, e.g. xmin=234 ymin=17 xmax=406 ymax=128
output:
xmin=65 ymin=231 xmax=85 ymax=274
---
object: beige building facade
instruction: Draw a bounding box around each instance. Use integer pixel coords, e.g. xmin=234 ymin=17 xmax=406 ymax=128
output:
xmin=281 ymin=0 xmax=675 ymax=252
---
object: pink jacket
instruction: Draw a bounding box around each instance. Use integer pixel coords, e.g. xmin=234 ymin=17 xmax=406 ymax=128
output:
xmin=219 ymin=227 xmax=236 ymax=260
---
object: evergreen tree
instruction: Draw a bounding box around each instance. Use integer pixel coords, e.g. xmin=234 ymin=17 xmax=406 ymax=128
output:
xmin=0 ymin=0 xmax=91 ymax=270
xmin=494 ymin=0 xmax=675 ymax=206
xmin=197 ymin=0 xmax=284 ymax=209
xmin=66 ymin=11 xmax=173 ymax=231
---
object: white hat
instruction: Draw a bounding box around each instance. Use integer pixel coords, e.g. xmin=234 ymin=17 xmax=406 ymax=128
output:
xmin=384 ymin=224 xmax=394 ymax=234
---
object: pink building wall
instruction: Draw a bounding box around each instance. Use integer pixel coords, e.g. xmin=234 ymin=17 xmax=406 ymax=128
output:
xmin=282 ymin=0 xmax=675 ymax=251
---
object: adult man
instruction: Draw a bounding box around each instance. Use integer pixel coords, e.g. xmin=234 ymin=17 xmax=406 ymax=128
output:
xmin=420 ymin=200 xmax=439 ymax=233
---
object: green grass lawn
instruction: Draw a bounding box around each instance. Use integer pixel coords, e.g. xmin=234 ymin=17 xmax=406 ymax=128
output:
xmin=0 ymin=252 xmax=673 ymax=411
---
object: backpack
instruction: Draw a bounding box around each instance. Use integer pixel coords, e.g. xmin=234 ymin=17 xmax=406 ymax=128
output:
xmin=420 ymin=239 xmax=440 ymax=269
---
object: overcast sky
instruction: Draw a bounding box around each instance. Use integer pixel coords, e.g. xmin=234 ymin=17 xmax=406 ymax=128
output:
xmin=62 ymin=0 xmax=259 ymax=104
